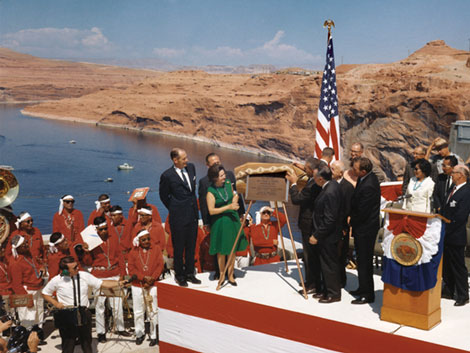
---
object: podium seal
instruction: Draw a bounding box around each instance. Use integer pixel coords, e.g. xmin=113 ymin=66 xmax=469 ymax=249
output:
xmin=391 ymin=233 xmax=423 ymax=266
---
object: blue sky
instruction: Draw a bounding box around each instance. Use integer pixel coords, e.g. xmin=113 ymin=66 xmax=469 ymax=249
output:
xmin=0 ymin=0 xmax=469 ymax=69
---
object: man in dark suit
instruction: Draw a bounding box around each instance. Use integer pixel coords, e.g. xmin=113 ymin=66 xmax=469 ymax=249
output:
xmin=440 ymin=164 xmax=470 ymax=306
xmin=331 ymin=160 xmax=355 ymax=287
xmin=198 ymin=152 xmax=242 ymax=279
xmin=349 ymin=157 xmax=381 ymax=304
xmin=285 ymin=157 xmax=324 ymax=295
xmin=310 ymin=166 xmax=343 ymax=303
xmin=433 ymin=155 xmax=458 ymax=213
xmin=159 ymin=148 xmax=201 ymax=287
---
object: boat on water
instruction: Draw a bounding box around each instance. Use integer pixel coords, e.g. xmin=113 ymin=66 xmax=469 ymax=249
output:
xmin=104 ymin=177 xmax=113 ymax=182
xmin=0 ymin=165 xmax=14 ymax=171
xmin=69 ymin=140 xmax=76 ymax=144
xmin=118 ymin=162 xmax=134 ymax=170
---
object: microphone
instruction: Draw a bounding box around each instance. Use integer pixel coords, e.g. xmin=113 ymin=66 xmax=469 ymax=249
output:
xmin=396 ymin=194 xmax=412 ymax=201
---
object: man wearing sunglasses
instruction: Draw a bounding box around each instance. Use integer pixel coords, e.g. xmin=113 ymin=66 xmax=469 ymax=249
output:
xmin=6 ymin=212 xmax=45 ymax=265
xmin=52 ymin=195 xmax=85 ymax=244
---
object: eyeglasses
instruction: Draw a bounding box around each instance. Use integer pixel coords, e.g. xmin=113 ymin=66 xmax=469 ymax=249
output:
xmin=261 ymin=211 xmax=271 ymax=215
xmin=63 ymin=200 xmax=74 ymax=204
xmin=23 ymin=219 xmax=33 ymax=223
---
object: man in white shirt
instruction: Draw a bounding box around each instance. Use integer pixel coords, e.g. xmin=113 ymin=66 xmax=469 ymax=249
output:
xmin=42 ymin=256 xmax=125 ymax=353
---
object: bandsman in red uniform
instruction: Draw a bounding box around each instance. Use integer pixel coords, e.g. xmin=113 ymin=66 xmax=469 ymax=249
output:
xmin=10 ymin=235 xmax=46 ymax=331
xmin=127 ymin=229 xmax=164 ymax=346
xmin=130 ymin=206 xmax=166 ymax=250
xmin=87 ymin=194 xmax=112 ymax=225
xmin=7 ymin=212 xmax=44 ymax=265
xmin=127 ymin=197 xmax=162 ymax=231
xmin=52 ymin=195 xmax=85 ymax=244
xmin=89 ymin=216 xmax=130 ymax=342
xmin=47 ymin=232 xmax=92 ymax=278
xmin=109 ymin=205 xmax=132 ymax=257
xmin=248 ymin=207 xmax=286 ymax=266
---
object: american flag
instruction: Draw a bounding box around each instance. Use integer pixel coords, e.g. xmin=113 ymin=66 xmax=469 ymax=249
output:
xmin=314 ymin=37 xmax=340 ymax=161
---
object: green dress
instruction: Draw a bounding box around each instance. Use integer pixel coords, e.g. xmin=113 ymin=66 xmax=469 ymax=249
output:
xmin=208 ymin=180 xmax=248 ymax=256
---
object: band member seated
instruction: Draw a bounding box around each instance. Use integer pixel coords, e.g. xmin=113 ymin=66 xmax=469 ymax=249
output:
xmin=87 ymin=194 xmax=112 ymax=225
xmin=0 ymin=244 xmax=11 ymax=295
xmin=42 ymin=256 xmax=127 ymax=353
xmin=47 ymin=232 xmax=91 ymax=279
xmin=130 ymin=206 xmax=166 ymax=250
xmin=89 ymin=216 xmax=130 ymax=342
xmin=247 ymin=207 xmax=286 ymax=266
xmin=52 ymin=195 xmax=85 ymax=244
xmin=7 ymin=212 xmax=45 ymax=265
xmin=128 ymin=230 xmax=164 ymax=346
xmin=127 ymin=197 xmax=162 ymax=230
xmin=109 ymin=205 xmax=132 ymax=257
xmin=10 ymin=235 xmax=46 ymax=331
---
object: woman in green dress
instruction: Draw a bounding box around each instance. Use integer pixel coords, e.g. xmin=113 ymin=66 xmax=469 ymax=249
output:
xmin=206 ymin=164 xmax=247 ymax=285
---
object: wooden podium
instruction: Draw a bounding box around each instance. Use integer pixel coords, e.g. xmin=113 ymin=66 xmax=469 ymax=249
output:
xmin=380 ymin=208 xmax=447 ymax=330
xmin=381 ymin=261 xmax=442 ymax=330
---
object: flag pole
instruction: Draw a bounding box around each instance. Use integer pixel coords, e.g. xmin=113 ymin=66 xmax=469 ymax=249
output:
xmin=323 ymin=19 xmax=335 ymax=41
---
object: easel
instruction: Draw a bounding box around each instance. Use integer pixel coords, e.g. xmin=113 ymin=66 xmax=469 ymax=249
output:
xmin=216 ymin=175 xmax=308 ymax=299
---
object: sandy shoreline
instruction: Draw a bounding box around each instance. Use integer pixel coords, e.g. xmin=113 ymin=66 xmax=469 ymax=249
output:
xmin=20 ymin=109 xmax=294 ymax=162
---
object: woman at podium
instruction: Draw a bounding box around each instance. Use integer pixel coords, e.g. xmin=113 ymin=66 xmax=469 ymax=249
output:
xmin=206 ymin=164 xmax=248 ymax=286
xmin=404 ymin=159 xmax=435 ymax=213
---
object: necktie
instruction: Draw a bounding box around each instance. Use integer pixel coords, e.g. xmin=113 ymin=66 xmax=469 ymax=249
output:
xmin=179 ymin=168 xmax=191 ymax=191
xmin=446 ymin=186 xmax=456 ymax=204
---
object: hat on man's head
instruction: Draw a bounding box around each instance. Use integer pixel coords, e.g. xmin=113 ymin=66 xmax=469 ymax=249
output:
xmin=434 ymin=138 xmax=448 ymax=150
xmin=259 ymin=206 xmax=272 ymax=214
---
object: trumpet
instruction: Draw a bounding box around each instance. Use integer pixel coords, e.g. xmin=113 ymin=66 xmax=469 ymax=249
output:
xmin=0 ymin=168 xmax=19 ymax=245
xmin=143 ymin=287 xmax=153 ymax=314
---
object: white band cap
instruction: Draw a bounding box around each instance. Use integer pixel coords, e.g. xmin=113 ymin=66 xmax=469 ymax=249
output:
xmin=138 ymin=208 xmax=152 ymax=215
xmin=133 ymin=229 xmax=150 ymax=247
xmin=15 ymin=212 xmax=32 ymax=229
xmin=49 ymin=234 xmax=65 ymax=253
xmin=59 ymin=195 xmax=74 ymax=215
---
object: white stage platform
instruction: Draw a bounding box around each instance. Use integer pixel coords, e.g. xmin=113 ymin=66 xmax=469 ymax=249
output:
xmin=157 ymin=261 xmax=469 ymax=353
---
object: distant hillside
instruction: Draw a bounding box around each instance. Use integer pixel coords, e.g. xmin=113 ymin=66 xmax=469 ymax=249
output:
xmin=0 ymin=47 xmax=163 ymax=103
xmin=6 ymin=41 xmax=470 ymax=178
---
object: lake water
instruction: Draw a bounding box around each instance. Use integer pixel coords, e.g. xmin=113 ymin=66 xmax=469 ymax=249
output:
xmin=0 ymin=104 xmax=298 ymax=237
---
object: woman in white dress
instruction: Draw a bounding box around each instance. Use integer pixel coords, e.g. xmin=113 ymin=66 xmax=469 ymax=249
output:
xmin=404 ymin=159 xmax=435 ymax=213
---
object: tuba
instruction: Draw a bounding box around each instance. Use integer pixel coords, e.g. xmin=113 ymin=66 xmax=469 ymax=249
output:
xmin=0 ymin=168 xmax=19 ymax=244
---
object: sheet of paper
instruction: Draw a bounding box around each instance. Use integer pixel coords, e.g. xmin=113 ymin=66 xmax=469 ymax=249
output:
xmin=80 ymin=224 xmax=103 ymax=251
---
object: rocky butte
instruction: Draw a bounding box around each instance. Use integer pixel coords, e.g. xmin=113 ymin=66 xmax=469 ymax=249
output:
xmin=4 ymin=40 xmax=470 ymax=179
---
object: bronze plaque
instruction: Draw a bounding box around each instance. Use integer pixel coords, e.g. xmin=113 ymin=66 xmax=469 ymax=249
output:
xmin=245 ymin=175 xmax=288 ymax=202
xmin=391 ymin=233 xmax=423 ymax=266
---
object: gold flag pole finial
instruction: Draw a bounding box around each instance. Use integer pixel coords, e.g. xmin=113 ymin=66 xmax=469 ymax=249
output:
xmin=323 ymin=19 xmax=335 ymax=40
